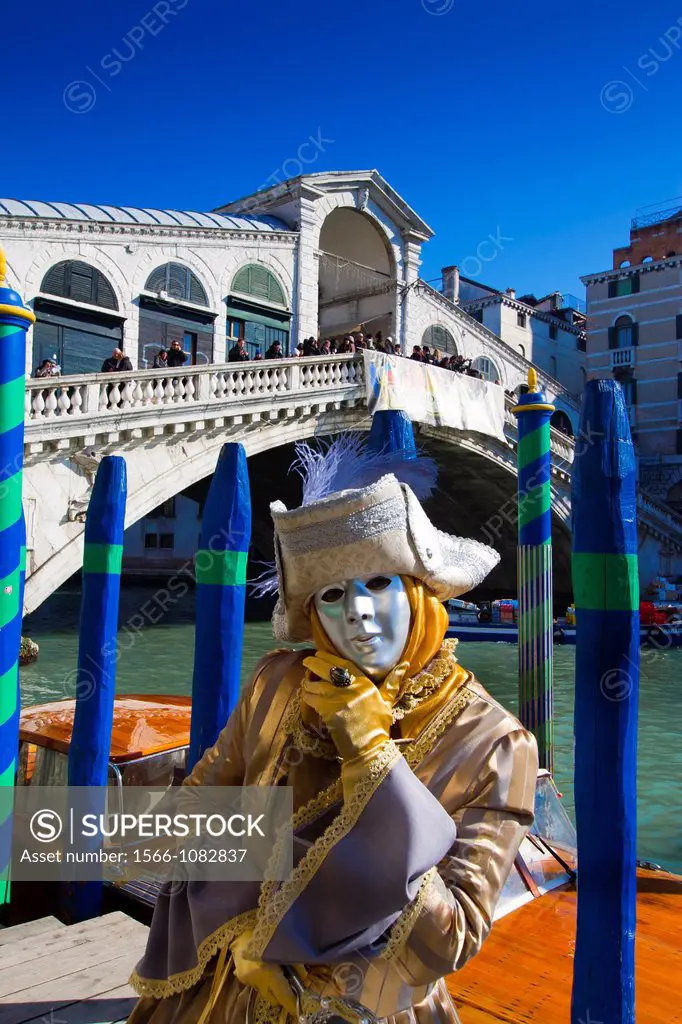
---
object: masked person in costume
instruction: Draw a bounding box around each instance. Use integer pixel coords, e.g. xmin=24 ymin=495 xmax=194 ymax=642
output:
xmin=128 ymin=437 xmax=539 ymax=1024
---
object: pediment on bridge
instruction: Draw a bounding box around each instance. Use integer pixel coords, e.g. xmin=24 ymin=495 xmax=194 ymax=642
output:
xmin=214 ymin=170 xmax=434 ymax=240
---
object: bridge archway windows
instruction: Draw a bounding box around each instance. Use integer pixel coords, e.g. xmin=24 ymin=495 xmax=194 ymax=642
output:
xmin=33 ymin=260 xmax=124 ymax=375
xmin=318 ymin=207 xmax=396 ymax=342
xmin=140 ymin=262 xmax=215 ymax=369
xmin=145 ymin=263 xmax=209 ymax=306
xmin=550 ymin=410 xmax=573 ymax=437
xmin=227 ymin=264 xmax=291 ymax=359
xmin=471 ymin=355 xmax=500 ymax=382
xmin=422 ymin=325 xmax=456 ymax=356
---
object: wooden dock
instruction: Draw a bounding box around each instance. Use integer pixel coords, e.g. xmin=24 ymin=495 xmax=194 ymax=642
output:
xmin=0 ymin=912 xmax=147 ymax=1024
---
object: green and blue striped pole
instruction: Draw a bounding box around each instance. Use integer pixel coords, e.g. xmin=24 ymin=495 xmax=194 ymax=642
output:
xmin=0 ymin=249 xmax=34 ymax=907
xmin=66 ymin=455 xmax=126 ymax=921
xmin=571 ymin=379 xmax=638 ymax=1024
xmin=189 ymin=443 xmax=251 ymax=770
xmin=512 ymin=369 xmax=555 ymax=772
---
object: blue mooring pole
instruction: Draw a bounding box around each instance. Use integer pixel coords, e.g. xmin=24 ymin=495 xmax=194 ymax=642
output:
xmin=0 ymin=250 xmax=34 ymax=909
xmin=189 ymin=443 xmax=251 ymax=770
xmin=366 ymin=409 xmax=417 ymax=456
xmin=66 ymin=455 xmax=127 ymax=921
xmin=571 ymin=379 xmax=639 ymax=1024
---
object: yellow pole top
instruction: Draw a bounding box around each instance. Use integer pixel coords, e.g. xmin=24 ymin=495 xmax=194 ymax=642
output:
xmin=0 ymin=247 xmax=6 ymax=286
xmin=527 ymin=367 xmax=539 ymax=393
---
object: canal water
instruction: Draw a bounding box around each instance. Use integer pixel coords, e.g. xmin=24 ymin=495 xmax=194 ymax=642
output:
xmin=22 ymin=585 xmax=682 ymax=874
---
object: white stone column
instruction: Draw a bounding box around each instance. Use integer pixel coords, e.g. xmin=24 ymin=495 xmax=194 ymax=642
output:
xmin=401 ymin=234 xmax=423 ymax=355
xmin=292 ymin=188 xmax=321 ymax=348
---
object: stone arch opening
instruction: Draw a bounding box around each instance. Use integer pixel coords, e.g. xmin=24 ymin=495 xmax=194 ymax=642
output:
xmin=318 ymin=207 xmax=396 ymax=343
xmin=551 ymin=409 xmax=574 ymax=437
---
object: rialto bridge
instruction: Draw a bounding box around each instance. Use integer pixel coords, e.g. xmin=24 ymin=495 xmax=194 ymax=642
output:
xmin=21 ymin=354 xmax=682 ymax=614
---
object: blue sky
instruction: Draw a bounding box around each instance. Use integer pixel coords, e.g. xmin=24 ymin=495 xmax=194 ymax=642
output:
xmin=6 ymin=0 xmax=682 ymax=299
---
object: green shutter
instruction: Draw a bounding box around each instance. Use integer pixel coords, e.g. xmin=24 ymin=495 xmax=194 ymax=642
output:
xmin=631 ymin=274 xmax=640 ymax=294
xmin=41 ymin=261 xmax=68 ymax=297
xmin=232 ymin=264 xmax=286 ymax=306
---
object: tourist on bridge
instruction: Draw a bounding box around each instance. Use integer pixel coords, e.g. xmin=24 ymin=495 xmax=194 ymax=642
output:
xmin=228 ymin=338 xmax=250 ymax=362
xmin=101 ymin=348 xmax=132 ymax=373
xmin=265 ymin=341 xmax=283 ymax=358
xmin=410 ymin=344 xmax=423 ymax=361
xmin=152 ymin=349 xmax=168 ymax=369
xmin=167 ymin=339 xmax=188 ymax=368
xmin=34 ymin=358 xmax=60 ymax=378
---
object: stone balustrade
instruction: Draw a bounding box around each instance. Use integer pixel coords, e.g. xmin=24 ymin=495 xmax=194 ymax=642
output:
xmin=20 ymin=356 xmax=682 ymax=547
xmin=24 ymin=355 xmax=366 ymax=451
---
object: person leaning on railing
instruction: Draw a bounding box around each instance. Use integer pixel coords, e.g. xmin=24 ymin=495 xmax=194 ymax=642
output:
xmin=101 ymin=348 xmax=133 ymax=373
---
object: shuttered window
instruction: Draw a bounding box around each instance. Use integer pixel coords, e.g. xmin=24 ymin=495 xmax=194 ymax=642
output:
xmin=41 ymin=261 xmax=118 ymax=310
xmin=676 ymin=314 xmax=682 ymax=339
xmin=231 ymin=265 xmax=287 ymax=306
xmin=422 ymin=325 xmax=456 ymax=354
xmin=609 ymin=316 xmax=637 ymax=348
xmin=608 ymin=275 xmax=640 ymax=298
xmin=145 ymin=263 xmax=209 ymax=306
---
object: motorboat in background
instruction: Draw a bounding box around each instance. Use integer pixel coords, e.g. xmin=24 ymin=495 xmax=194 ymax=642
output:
xmin=446 ymin=598 xmax=682 ymax=647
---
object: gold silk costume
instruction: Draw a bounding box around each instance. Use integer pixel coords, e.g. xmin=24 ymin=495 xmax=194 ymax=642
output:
xmin=129 ymin=578 xmax=538 ymax=1024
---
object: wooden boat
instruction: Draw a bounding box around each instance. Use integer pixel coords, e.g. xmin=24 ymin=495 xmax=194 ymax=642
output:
xmin=11 ymin=696 xmax=682 ymax=1024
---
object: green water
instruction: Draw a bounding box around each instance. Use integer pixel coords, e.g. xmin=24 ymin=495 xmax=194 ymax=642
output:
xmin=22 ymin=586 xmax=682 ymax=874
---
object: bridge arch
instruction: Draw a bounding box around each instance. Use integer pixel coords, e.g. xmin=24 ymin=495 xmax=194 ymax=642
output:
xmin=23 ymin=390 xmax=577 ymax=615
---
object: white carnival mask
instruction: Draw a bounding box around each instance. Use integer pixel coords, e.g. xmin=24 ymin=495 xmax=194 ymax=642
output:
xmin=313 ymin=574 xmax=411 ymax=680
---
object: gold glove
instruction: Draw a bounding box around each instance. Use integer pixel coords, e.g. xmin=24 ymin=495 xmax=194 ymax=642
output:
xmin=231 ymin=928 xmax=298 ymax=1017
xmin=301 ymin=652 xmax=408 ymax=766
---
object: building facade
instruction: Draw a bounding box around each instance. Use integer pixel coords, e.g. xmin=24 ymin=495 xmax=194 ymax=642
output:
xmin=442 ymin=267 xmax=587 ymax=403
xmin=581 ymin=202 xmax=682 ymax=513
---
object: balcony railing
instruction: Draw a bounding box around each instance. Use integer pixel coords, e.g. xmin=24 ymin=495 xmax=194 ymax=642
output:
xmin=611 ymin=346 xmax=636 ymax=369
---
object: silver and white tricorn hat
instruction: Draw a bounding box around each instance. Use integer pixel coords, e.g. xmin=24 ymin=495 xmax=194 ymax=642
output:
xmin=259 ymin=437 xmax=500 ymax=643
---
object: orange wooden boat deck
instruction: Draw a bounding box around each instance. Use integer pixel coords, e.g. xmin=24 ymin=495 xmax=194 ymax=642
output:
xmin=448 ymin=868 xmax=682 ymax=1024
